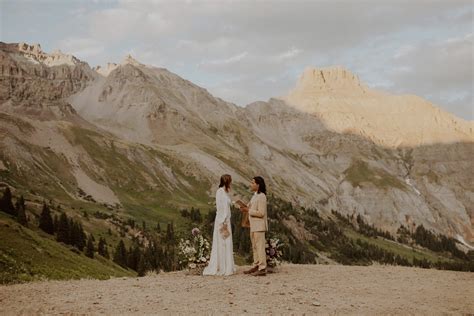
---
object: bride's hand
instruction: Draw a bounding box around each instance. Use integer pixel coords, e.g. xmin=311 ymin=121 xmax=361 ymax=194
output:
xmin=219 ymin=222 xmax=227 ymax=232
xmin=219 ymin=223 xmax=230 ymax=239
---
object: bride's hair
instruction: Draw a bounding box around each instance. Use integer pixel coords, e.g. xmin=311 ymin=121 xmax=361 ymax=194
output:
xmin=219 ymin=174 xmax=232 ymax=192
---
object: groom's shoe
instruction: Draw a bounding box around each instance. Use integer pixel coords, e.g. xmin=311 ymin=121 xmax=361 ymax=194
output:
xmin=243 ymin=266 xmax=259 ymax=274
xmin=251 ymin=269 xmax=266 ymax=276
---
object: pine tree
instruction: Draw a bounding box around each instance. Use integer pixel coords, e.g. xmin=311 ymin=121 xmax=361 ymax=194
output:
xmin=144 ymin=241 xmax=158 ymax=271
xmin=85 ymin=234 xmax=95 ymax=258
xmin=69 ymin=221 xmax=78 ymax=248
xmin=68 ymin=217 xmax=75 ymax=245
xmin=137 ymin=254 xmax=148 ymax=277
xmin=0 ymin=187 xmax=16 ymax=216
xmin=166 ymin=222 xmax=175 ymax=243
xmin=76 ymin=223 xmax=86 ymax=251
xmin=104 ymin=245 xmax=110 ymax=259
xmin=127 ymin=244 xmax=142 ymax=271
xmin=98 ymin=237 xmax=107 ymax=257
xmin=155 ymin=222 xmax=161 ymax=233
xmin=195 ymin=209 xmax=202 ymax=223
xmin=113 ymin=240 xmax=128 ymax=268
xmin=39 ymin=202 xmax=54 ymax=235
xmin=56 ymin=213 xmax=70 ymax=244
xmin=16 ymin=195 xmax=27 ymax=227
xmin=53 ymin=214 xmax=59 ymax=233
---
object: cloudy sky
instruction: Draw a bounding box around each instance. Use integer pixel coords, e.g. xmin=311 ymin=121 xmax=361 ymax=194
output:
xmin=2 ymin=0 xmax=473 ymax=120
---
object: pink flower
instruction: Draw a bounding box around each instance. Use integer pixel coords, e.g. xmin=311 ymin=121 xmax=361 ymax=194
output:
xmin=192 ymin=227 xmax=200 ymax=236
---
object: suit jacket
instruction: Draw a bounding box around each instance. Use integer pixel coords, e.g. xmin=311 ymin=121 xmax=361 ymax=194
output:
xmin=248 ymin=192 xmax=268 ymax=232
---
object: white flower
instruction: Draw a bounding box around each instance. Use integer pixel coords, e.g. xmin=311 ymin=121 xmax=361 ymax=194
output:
xmin=200 ymin=257 xmax=207 ymax=263
xmin=189 ymin=263 xmax=196 ymax=269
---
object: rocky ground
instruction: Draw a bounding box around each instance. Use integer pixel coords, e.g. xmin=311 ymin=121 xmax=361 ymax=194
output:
xmin=1 ymin=264 xmax=472 ymax=315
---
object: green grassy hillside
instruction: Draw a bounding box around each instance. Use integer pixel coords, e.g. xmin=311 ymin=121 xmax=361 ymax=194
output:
xmin=0 ymin=212 xmax=135 ymax=284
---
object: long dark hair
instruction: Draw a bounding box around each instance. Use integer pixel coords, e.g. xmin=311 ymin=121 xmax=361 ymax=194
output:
xmin=253 ymin=176 xmax=266 ymax=195
xmin=219 ymin=174 xmax=232 ymax=192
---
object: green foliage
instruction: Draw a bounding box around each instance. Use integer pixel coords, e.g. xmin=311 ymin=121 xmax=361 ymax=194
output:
xmin=180 ymin=207 xmax=203 ymax=223
xmin=412 ymin=224 xmax=468 ymax=260
xmin=0 ymin=213 xmax=133 ymax=284
xmin=344 ymin=159 xmax=407 ymax=190
xmin=85 ymin=235 xmax=95 ymax=258
xmin=15 ymin=195 xmax=27 ymax=227
xmin=166 ymin=222 xmax=175 ymax=243
xmin=53 ymin=212 xmax=86 ymax=252
xmin=0 ymin=187 xmax=16 ymax=216
xmin=113 ymin=240 xmax=128 ymax=268
xmin=39 ymin=202 xmax=54 ymax=235
xmin=56 ymin=212 xmax=70 ymax=244
xmin=97 ymin=237 xmax=109 ymax=258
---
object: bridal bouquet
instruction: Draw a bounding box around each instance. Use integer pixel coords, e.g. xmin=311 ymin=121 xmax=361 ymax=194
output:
xmin=265 ymin=238 xmax=283 ymax=268
xmin=178 ymin=227 xmax=211 ymax=271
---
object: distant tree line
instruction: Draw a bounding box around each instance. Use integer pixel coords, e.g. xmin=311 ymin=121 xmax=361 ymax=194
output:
xmin=112 ymin=222 xmax=177 ymax=276
xmin=265 ymin=196 xmax=473 ymax=272
xmin=410 ymin=225 xmax=468 ymax=260
xmin=0 ymin=187 xmax=28 ymax=227
xmin=180 ymin=207 xmax=203 ymax=223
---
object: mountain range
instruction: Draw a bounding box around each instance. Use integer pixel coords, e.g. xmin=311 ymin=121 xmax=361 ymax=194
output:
xmin=1 ymin=41 xmax=473 ymax=248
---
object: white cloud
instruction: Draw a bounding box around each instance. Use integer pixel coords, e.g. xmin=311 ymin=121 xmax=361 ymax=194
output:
xmin=4 ymin=0 xmax=472 ymax=119
xmin=57 ymin=37 xmax=104 ymax=59
xmin=198 ymin=51 xmax=248 ymax=68
xmin=272 ymin=47 xmax=303 ymax=62
xmin=387 ymin=33 xmax=473 ymax=119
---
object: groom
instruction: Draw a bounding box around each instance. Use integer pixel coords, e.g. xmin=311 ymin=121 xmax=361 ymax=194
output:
xmin=240 ymin=176 xmax=268 ymax=276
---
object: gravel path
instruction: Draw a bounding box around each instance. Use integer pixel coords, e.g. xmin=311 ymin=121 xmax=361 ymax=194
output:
xmin=1 ymin=264 xmax=472 ymax=315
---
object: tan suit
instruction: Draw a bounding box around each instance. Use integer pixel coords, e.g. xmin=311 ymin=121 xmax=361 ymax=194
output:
xmin=248 ymin=192 xmax=268 ymax=270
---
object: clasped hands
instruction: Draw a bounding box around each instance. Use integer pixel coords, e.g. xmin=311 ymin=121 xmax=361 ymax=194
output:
xmin=235 ymin=200 xmax=249 ymax=213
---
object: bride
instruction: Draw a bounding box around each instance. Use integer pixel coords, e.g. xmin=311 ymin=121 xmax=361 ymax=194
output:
xmin=203 ymin=174 xmax=236 ymax=276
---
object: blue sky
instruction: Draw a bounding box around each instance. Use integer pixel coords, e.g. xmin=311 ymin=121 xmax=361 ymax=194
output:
xmin=1 ymin=0 xmax=472 ymax=120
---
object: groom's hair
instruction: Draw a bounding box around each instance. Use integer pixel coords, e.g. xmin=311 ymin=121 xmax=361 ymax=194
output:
xmin=253 ymin=176 xmax=266 ymax=195
xmin=219 ymin=174 xmax=232 ymax=192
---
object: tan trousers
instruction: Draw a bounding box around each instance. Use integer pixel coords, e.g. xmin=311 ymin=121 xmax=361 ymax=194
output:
xmin=251 ymin=231 xmax=266 ymax=270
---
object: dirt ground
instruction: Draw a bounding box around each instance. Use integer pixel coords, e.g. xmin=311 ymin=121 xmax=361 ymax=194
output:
xmin=1 ymin=264 xmax=472 ymax=315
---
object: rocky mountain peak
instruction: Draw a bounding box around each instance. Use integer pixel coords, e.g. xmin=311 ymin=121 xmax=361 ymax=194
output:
xmin=122 ymin=54 xmax=142 ymax=66
xmin=94 ymin=63 xmax=120 ymax=77
xmin=93 ymin=55 xmax=142 ymax=77
xmin=18 ymin=42 xmax=43 ymax=55
xmin=292 ymin=66 xmax=370 ymax=96
xmin=16 ymin=42 xmax=80 ymax=66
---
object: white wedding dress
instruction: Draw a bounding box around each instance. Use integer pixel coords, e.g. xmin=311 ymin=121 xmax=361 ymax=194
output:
xmin=203 ymin=187 xmax=236 ymax=276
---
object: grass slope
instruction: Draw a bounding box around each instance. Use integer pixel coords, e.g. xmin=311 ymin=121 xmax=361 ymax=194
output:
xmin=0 ymin=212 xmax=135 ymax=284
